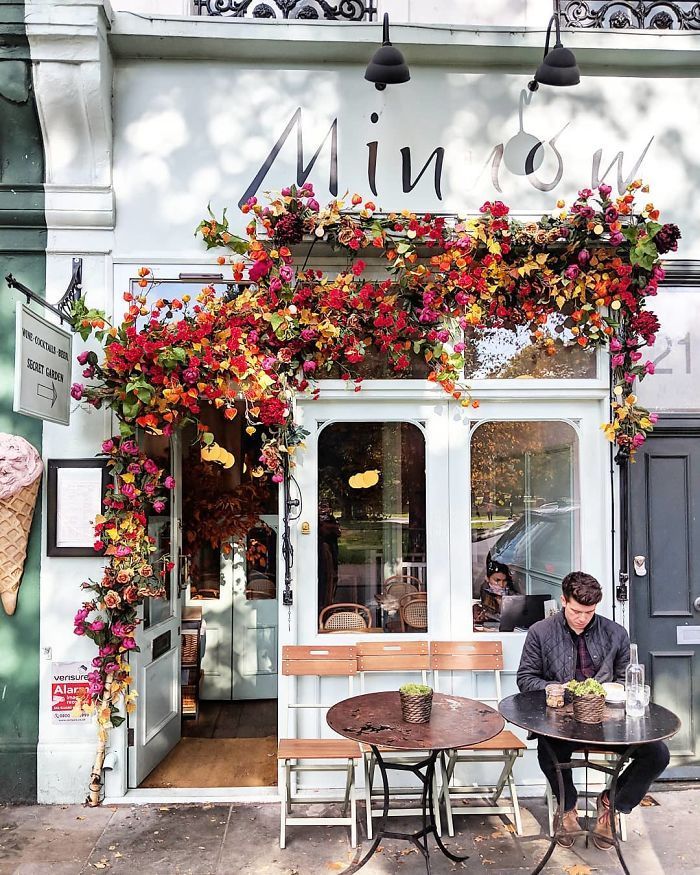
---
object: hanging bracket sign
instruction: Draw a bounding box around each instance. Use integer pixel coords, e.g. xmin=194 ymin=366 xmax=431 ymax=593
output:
xmin=14 ymin=303 xmax=72 ymax=426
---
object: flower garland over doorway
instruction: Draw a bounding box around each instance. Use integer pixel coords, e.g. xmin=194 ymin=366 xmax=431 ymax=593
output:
xmin=69 ymin=182 xmax=678 ymax=803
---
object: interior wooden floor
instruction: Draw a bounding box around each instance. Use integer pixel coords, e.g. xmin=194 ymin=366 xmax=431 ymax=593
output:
xmin=140 ymin=700 xmax=278 ymax=788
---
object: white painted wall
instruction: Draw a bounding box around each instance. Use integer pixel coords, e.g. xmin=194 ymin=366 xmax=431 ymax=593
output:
xmin=113 ymin=62 xmax=700 ymax=259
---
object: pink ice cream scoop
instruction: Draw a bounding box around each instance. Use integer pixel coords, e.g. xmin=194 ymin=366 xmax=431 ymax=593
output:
xmin=0 ymin=433 xmax=43 ymax=500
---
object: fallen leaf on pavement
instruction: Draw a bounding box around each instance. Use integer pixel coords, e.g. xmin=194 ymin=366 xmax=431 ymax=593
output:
xmin=564 ymin=865 xmax=591 ymax=875
xmin=640 ymin=795 xmax=659 ymax=806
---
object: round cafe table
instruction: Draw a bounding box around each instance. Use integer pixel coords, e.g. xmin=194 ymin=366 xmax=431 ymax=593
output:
xmin=499 ymin=691 xmax=681 ymax=875
xmin=327 ymin=691 xmax=504 ymax=874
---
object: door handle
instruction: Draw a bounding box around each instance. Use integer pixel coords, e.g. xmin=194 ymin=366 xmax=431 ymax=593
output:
xmin=694 ymin=597 xmax=700 ymax=612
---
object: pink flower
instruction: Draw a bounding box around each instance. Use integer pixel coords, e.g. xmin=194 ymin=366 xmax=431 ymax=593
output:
xmin=598 ymin=184 xmax=612 ymax=197
xmin=644 ymin=361 xmax=655 ymax=375
xmin=649 ymin=413 xmax=659 ymax=424
xmin=279 ymin=265 xmax=294 ymax=283
xmin=307 ymin=198 xmax=320 ymax=211
xmin=115 ymin=545 xmax=132 ymax=557
xmin=302 ymin=360 xmax=316 ymax=374
xmin=164 ymin=476 xmax=175 ymax=489
xmin=153 ymin=500 xmax=166 ymax=513
xmin=127 ymin=463 xmax=141 ymax=474
xmin=77 ymin=351 xmax=90 ymax=365
xmin=70 ymin=383 xmax=84 ymax=400
xmin=144 ymin=459 xmax=159 ymax=474
xmin=632 ymin=433 xmax=646 ymax=447
xmin=611 ymin=354 xmax=625 ymax=368
xmin=272 ymin=473 xmax=284 ymax=483
xmin=609 ymin=338 xmax=622 ymax=352
xmin=610 ymin=232 xmax=624 ymax=246
xmin=89 ymin=620 xmax=105 ymax=632
xmin=630 ymin=350 xmax=643 ymax=362
xmin=565 ymin=265 xmax=580 ymax=280
xmin=121 ymin=636 xmax=137 ymax=650
xmin=104 ymin=662 xmax=119 ymax=673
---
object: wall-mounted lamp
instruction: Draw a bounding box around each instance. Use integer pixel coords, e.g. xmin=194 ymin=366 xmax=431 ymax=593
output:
xmin=364 ymin=13 xmax=410 ymax=91
xmin=528 ymin=13 xmax=580 ymax=92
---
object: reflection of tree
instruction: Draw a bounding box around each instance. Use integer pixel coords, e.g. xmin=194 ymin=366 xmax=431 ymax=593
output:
xmin=463 ymin=326 xmax=596 ymax=379
xmin=471 ymin=422 xmax=575 ymax=514
xmin=318 ymin=423 xmax=425 ymax=525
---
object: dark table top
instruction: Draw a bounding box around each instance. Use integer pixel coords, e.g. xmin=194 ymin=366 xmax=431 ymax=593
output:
xmin=327 ymin=691 xmax=505 ymax=751
xmin=499 ymin=691 xmax=681 ymax=746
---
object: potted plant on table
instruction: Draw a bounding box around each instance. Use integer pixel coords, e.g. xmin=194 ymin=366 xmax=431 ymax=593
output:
xmin=399 ymin=683 xmax=433 ymax=724
xmin=566 ymin=678 xmax=607 ymax=724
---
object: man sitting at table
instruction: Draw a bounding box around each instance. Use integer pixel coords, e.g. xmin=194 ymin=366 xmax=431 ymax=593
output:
xmin=516 ymin=571 xmax=670 ymax=850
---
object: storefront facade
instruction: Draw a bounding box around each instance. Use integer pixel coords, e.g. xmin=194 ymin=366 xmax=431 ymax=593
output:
xmin=16 ymin=1 xmax=700 ymax=803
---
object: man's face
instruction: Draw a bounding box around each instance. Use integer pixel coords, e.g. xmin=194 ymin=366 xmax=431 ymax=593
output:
xmin=561 ymin=595 xmax=597 ymax=633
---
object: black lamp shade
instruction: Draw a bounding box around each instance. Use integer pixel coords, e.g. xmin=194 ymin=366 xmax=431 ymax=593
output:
xmin=364 ymin=13 xmax=410 ymax=90
xmin=534 ymin=45 xmax=580 ymax=87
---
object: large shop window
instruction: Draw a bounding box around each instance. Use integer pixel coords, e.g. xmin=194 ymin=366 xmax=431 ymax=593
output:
xmin=317 ymin=422 xmax=427 ymax=634
xmin=471 ymin=421 xmax=579 ymax=633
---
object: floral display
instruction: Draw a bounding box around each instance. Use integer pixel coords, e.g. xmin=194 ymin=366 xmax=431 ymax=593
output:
xmin=69 ymin=179 xmax=678 ymax=803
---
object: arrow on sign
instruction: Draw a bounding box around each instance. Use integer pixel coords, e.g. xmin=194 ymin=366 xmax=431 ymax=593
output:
xmin=37 ymin=381 xmax=58 ymax=407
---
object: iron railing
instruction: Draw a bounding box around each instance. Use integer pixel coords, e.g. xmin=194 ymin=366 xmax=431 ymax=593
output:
xmin=194 ymin=0 xmax=376 ymax=20
xmin=558 ymin=1 xmax=700 ymax=29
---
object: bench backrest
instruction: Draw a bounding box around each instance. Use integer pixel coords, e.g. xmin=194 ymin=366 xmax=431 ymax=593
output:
xmin=356 ymin=641 xmax=430 ymax=691
xmin=430 ymin=640 xmax=503 ymax=703
xmin=281 ymin=645 xmax=357 ymax=737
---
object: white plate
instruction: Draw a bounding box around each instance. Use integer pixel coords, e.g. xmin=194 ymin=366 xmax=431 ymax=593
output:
xmin=602 ymin=682 xmax=626 ymax=704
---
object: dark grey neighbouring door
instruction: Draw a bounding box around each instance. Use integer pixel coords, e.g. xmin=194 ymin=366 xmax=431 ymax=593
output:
xmin=629 ymin=416 xmax=700 ymax=778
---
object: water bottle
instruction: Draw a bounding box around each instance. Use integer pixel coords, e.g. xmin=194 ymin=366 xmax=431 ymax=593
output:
xmin=625 ymin=643 xmax=645 ymax=717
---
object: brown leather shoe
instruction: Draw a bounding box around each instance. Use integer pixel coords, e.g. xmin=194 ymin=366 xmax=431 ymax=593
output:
xmin=593 ymin=792 xmax=615 ymax=850
xmin=555 ymin=807 xmax=580 ymax=848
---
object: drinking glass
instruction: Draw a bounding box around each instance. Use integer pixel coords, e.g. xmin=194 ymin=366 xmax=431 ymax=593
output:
xmin=643 ymin=685 xmax=651 ymax=707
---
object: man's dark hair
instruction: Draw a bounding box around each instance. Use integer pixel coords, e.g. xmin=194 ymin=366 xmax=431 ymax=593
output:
xmin=561 ymin=571 xmax=602 ymax=606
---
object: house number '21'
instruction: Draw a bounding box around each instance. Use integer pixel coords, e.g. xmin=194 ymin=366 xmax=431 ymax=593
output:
xmin=652 ymin=332 xmax=692 ymax=375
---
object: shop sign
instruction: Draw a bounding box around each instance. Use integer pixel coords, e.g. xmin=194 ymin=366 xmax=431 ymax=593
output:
xmin=51 ymin=662 xmax=90 ymax=723
xmin=14 ymin=303 xmax=72 ymax=426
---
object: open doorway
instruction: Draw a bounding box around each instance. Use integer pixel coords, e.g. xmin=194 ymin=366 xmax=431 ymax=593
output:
xmin=137 ymin=407 xmax=279 ymax=789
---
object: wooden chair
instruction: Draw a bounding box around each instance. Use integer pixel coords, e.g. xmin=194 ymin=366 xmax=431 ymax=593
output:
xmin=319 ymin=603 xmax=371 ymax=632
xmin=356 ymin=641 xmax=448 ymax=838
xmin=383 ymin=574 xmax=423 ymax=598
xmin=399 ymin=592 xmax=428 ymax=632
xmin=278 ymin=646 xmax=361 ymax=848
xmin=431 ymin=640 xmax=526 ymax=836
xmin=545 ymin=751 xmax=628 ymax=841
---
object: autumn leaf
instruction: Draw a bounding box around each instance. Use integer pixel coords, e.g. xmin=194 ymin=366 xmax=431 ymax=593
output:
xmin=564 ymin=865 xmax=592 ymax=875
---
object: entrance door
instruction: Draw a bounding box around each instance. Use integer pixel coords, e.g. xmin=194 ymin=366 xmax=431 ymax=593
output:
xmin=629 ymin=417 xmax=700 ymax=777
xmin=128 ymin=436 xmax=183 ymax=787
xmin=192 ymin=516 xmax=278 ymax=701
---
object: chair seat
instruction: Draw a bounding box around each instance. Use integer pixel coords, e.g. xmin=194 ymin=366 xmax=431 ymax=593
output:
xmin=278 ymin=738 xmax=362 ymax=760
xmin=455 ymin=730 xmax=527 ymax=751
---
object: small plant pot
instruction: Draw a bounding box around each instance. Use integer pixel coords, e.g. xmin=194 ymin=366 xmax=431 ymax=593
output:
xmin=400 ymin=690 xmax=433 ymax=724
xmin=572 ymin=693 xmax=605 ymax=724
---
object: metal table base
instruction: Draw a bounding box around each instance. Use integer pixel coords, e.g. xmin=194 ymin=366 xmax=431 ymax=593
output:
xmin=528 ymin=740 xmax=634 ymax=875
xmin=340 ymin=745 xmax=468 ymax=875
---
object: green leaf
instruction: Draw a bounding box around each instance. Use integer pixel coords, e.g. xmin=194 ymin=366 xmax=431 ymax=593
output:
xmin=111 ymin=715 xmax=125 ymax=727
xmin=202 ymin=431 xmax=214 ymax=446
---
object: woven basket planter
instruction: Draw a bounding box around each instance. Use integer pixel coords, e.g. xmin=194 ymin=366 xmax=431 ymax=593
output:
xmin=400 ymin=690 xmax=433 ymax=724
xmin=572 ymin=693 xmax=605 ymax=724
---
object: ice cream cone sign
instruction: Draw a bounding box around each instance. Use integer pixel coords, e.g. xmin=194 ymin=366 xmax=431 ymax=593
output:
xmin=0 ymin=434 xmax=43 ymax=616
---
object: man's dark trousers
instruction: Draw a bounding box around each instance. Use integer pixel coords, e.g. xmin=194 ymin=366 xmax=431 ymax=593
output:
xmin=538 ymin=738 xmax=670 ymax=813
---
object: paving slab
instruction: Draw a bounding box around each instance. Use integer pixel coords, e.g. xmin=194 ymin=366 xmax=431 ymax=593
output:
xmin=0 ymin=804 xmax=115 ymax=875
xmin=85 ymin=804 xmax=231 ymax=875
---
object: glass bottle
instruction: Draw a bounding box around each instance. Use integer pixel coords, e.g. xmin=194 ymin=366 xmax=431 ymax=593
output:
xmin=625 ymin=643 xmax=645 ymax=717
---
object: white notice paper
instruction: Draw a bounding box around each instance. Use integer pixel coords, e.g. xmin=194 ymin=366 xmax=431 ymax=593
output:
xmin=55 ymin=467 xmax=103 ymax=548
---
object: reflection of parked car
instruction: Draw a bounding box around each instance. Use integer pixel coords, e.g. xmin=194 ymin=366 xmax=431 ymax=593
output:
xmin=487 ymin=503 xmax=577 ymax=596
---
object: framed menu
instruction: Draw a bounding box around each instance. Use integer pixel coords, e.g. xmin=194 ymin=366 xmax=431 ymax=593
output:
xmin=47 ymin=459 xmax=110 ymax=557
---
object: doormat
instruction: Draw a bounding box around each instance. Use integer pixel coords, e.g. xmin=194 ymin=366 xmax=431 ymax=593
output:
xmin=140 ymin=736 xmax=277 ymax=788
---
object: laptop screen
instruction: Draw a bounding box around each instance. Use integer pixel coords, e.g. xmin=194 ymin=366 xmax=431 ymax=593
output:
xmin=499 ymin=594 xmax=550 ymax=632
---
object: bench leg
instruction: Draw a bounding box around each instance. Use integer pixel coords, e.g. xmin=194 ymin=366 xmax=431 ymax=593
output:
xmin=440 ymin=752 xmax=455 ymax=837
xmin=279 ymin=761 xmax=288 ymax=849
xmin=508 ymin=768 xmax=524 ymax=836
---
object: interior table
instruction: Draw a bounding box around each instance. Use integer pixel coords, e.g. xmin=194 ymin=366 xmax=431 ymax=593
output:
xmin=499 ymin=691 xmax=681 ymax=875
xmin=327 ymin=690 xmax=504 ymax=874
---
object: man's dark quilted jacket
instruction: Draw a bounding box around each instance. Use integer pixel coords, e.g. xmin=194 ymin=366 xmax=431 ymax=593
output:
xmin=517 ymin=610 xmax=630 ymax=692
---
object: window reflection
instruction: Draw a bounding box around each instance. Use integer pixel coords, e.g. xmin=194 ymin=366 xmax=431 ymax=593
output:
xmin=463 ymin=321 xmax=597 ymax=379
xmin=471 ymin=421 xmax=578 ymax=632
xmin=317 ymin=422 xmax=427 ymax=634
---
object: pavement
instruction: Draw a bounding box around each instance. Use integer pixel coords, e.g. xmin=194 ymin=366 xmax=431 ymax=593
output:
xmin=1 ymin=784 xmax=698 ymax=874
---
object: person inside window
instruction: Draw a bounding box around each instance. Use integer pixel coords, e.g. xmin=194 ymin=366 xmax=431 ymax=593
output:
xmin=474 ymin=558 xmax=517 ymax=625
xmin=517 ymin=571 xmax=670 ymax=850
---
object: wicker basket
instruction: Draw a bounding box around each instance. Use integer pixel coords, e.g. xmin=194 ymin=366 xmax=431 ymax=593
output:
xmin=400 ymin=690 xmax=433 ymax=724
xmin=572 ymin=692 xmax=605 ymax=724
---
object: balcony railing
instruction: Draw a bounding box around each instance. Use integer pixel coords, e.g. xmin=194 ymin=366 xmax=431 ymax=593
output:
xmin=558 ymin=1 xmax=700 ymax=29
xmin=193 ymin=0 xmax=376 ymax=19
